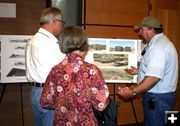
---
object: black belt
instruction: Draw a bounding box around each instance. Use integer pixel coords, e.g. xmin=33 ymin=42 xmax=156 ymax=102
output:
xmin=30 ymin=82 xmax=44 ymax=87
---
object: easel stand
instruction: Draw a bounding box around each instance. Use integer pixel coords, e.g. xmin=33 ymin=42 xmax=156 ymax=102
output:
xmin=111 ymin=83 xmax=139 ymax=126
xmin=0 ymin=84 xmax=6 ymax=104
xmin=0 ymin=83 xmax=25 ymax=126
xmin=128 ymin=83 xmax=139 ymax=126
xmin=130 ymin=98 xmax=139 ymax=126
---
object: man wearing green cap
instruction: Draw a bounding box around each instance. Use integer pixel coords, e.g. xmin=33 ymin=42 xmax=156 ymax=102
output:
xmin=118 ymin=16 xmax=178 ymax=126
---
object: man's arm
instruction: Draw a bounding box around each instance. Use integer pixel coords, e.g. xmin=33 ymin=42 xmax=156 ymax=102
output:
xmin=118 ymin=76 xmax=160 ymax=99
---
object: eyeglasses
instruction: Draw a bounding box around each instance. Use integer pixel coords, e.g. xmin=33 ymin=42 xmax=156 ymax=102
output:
xmin=56 ymin=19 xmax=65 ymax=25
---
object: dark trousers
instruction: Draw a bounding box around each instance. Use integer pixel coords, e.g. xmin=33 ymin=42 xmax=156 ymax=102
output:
xmin=142 ymin=92 xmax=176 ymax=126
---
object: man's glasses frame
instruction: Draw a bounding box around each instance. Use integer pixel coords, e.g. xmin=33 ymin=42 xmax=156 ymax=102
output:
xmin=56 ymin=19 xmax=66 ymax=25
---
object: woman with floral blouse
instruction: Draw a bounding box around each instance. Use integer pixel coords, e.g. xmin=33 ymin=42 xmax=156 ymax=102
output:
xmin=40 ymin=26 xmax=109 ymax=126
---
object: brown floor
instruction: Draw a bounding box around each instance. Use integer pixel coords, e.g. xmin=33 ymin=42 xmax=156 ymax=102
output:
xmin=120 ymin=123 xmax=143 ymax=126
xmin=0 ymin=84 xmax=34 ymax=126
xmin=0 ymin=84 xmax=142 ymax=126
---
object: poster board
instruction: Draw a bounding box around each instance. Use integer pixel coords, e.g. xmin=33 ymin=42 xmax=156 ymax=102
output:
xmin=85 ymin=38 xmax=142 ymax=83
xmin=0 ymin=35 xmax=32 ymax=83
xmin=0 ymin=35 xmax=143 ymax=84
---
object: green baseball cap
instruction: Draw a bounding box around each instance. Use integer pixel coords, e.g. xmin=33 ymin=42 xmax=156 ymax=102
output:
xmin=135 ymin=16 xmax=161 ymax=30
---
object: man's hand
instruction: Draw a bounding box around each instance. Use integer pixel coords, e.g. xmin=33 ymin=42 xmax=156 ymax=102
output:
xmin=124 ymin=66 xmax=138 ymax=75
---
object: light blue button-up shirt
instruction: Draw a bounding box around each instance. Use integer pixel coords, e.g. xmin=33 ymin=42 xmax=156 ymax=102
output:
xmin=138 ymin=33 xmax=178 ymax=93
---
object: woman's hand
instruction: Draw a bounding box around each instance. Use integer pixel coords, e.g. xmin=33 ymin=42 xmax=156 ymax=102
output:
xmin=118 ymin=86 xmax=133 ymax=99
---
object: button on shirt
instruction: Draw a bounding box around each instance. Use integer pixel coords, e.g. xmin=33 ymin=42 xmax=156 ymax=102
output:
xmin=138 ymin=33 xmax=178 ymax=93
xmin=25 ymin=28 xmax=65 ymax=83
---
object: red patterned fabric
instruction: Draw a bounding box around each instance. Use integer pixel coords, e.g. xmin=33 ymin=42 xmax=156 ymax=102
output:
xmin=40 ymin=52 xmax=109 ymax=126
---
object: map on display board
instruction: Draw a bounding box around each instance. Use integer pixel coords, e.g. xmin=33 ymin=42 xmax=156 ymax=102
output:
xmin=0 ymin=35 xmax=32 ymax=83
xmin=0 ymin=35 xmax=143 ymax=84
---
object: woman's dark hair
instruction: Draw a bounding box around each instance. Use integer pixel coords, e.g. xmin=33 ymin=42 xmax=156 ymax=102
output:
xmin=59 ymin=26 xmax=88 ymax=54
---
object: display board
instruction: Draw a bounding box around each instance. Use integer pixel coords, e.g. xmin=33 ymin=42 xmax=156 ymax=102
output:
xmin=0 ymin=35 xmax=32 ymax=83
xmin=0 ymin=35 xmax=143 ymax=84
xmin=85 ymin=38 xmax=143 ymax=83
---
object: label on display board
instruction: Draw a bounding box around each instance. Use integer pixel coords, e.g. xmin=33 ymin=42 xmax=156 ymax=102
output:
xmin=0 ymin=3 xmax=16 ymax=18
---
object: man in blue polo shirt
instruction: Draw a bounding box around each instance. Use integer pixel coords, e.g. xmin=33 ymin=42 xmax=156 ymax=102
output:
xmin=118 ymin=16 xmax=178 ymax=126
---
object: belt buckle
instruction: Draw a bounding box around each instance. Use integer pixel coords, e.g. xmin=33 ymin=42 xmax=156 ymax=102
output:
xmin=30 ymin=82 xmax=44 ymax=87
xmin=39 ymin=83 xmax=43 ymax=87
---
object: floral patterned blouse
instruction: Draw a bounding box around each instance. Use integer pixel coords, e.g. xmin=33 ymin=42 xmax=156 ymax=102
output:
xmin=40 ymin=52 xmax=109 ymax=126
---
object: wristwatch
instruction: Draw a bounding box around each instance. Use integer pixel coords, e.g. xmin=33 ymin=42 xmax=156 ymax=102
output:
xmin=132 ymin=90 xmax=137 ymax=96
